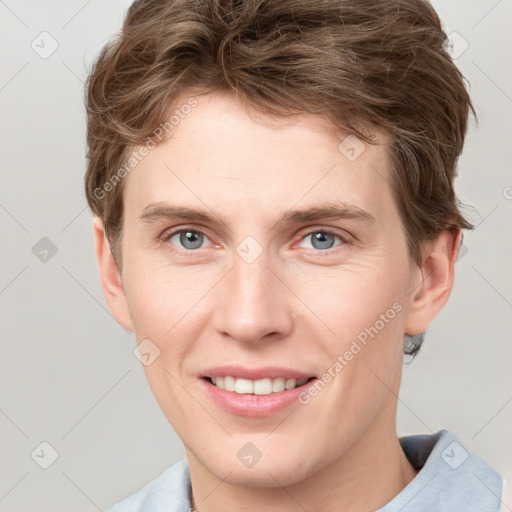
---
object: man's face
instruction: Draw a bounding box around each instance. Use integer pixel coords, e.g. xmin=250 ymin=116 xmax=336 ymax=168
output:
xmin=116 ymin=91 xmax=420 ymax=486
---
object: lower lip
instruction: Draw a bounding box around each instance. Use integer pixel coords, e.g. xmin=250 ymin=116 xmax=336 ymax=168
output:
xmin=200 ymin=378 xmax=317 ymax=417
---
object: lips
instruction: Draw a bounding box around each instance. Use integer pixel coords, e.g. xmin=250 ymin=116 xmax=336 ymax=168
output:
xmin=199 ymin=365 xmax=318 ymax=417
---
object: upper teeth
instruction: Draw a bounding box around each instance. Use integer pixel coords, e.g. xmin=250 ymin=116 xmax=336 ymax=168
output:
xmin=211 ymin=376 xmax=309 ymax=395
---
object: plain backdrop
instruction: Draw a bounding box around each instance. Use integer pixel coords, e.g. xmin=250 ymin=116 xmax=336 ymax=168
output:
xmin=0 ymin=1 xmax=511 ymax=510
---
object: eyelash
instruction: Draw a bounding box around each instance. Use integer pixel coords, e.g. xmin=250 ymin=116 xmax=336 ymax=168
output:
xmin=160 ymin=226 xmax=350 ymax=256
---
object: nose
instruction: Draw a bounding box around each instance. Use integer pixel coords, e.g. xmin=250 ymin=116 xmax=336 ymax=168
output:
xmin=212 ymin=249 xmax=294 ymax=345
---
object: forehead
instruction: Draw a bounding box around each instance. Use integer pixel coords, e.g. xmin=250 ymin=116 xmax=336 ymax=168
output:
xmin=123 ymin=91 xmax=394 ymax=227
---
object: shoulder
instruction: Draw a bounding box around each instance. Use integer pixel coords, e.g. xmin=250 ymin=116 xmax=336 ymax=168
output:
xmin=106 ymin=459 xmax=191 ymax=512
xmin=379 ymin=430 xmax=505 ymax=512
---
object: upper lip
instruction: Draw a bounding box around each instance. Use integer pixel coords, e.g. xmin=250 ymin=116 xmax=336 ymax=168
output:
xmin=200 ymin=365 xmax=316 ymax=380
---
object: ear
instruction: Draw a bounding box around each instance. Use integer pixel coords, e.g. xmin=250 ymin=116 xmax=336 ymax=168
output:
xmin=93 ymin=217 xmax=134 ymax=332
xmin=404 ymin=228 xmax=462 ymax=336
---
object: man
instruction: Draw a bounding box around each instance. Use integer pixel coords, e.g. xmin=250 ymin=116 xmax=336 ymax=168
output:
xmin=85 ymin=0 xmax=508 ymax=510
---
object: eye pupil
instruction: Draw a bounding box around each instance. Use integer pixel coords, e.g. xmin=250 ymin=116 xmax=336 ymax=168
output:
xmin=180 ymin=230 xmax=203 ymax=249
xmin=311 ymin=232 xmax=335 ymax=250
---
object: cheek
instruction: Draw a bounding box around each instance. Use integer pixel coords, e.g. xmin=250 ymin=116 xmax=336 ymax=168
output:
xmin=291 ymin=262 xmax=408 ymax=349
xmin=121 ymin=262 xmax=202 ymax=422
xmin=121 ymin=254 xmax=200 ymax=334
xmin=121 ymin=256 xmax=219 ymax=375
xmin=123 ymin=273 xmax=169 ymax=336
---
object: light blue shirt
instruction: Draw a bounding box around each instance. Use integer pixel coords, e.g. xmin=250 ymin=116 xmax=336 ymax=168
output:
xmin=107 ymin=430 xmax=505 ymax=511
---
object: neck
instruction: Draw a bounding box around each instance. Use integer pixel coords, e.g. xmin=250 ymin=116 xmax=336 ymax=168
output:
xmin=187 ymin=413 xmax=418 ymax=512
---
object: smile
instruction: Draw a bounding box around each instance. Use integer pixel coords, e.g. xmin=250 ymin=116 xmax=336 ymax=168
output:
xmin=207 ymin=376 xmax=313 ymax=395
xmin=200 ymin=367 xmax=318 ymax=417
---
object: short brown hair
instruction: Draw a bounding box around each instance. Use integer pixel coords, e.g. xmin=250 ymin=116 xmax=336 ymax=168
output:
xmin=84 ymin=0 xmax=476 ymax=357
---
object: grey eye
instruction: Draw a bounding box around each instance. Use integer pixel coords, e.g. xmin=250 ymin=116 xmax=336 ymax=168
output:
xmin=172 ymin=230 xmax=204 ymax=250
xmin=308 ymin=232 xmax=337 ymax=250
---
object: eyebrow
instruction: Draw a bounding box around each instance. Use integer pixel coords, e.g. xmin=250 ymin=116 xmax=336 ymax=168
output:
xmin=139 ymin=202 xmax=376 ymax=227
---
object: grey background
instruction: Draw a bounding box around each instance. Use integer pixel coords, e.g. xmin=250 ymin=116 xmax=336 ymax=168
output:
xmin=0 ymin=0 xmax=511 ymax=510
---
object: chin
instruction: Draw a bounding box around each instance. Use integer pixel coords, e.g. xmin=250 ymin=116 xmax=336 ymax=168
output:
xmin=196 ymin=441 xmax=319 ymax=488
xmin=219 ymin=462 xmax=309 ymax=488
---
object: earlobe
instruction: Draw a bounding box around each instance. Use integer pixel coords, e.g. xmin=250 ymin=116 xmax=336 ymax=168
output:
xmin=404 ymin=228 xmax=462 ymax=336
xmin=93 ymin=217 xmax=134 ymax=332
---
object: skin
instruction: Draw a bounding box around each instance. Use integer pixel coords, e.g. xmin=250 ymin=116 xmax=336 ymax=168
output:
xmin=95 ymin=90 xmax=461 ymax=512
